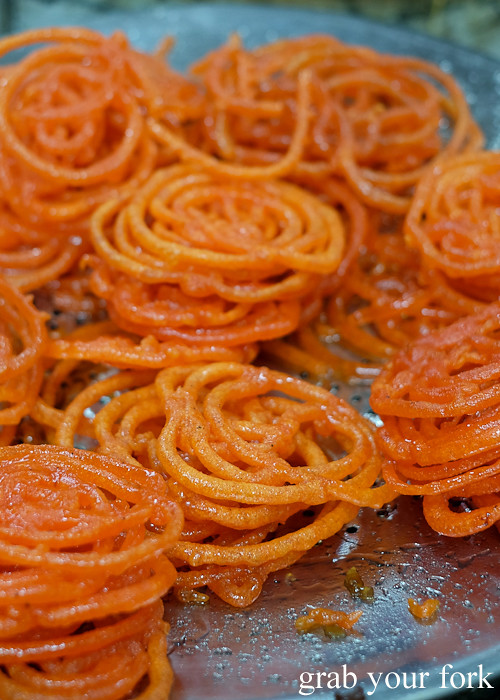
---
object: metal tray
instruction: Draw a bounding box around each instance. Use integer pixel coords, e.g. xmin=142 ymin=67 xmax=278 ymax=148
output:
xmin=15 ymin=4 xmax=500 ymax=698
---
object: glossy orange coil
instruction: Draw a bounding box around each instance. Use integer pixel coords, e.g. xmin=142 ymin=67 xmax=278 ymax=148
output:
xmin=370 ymin=303 xmax=500 ymax=536
xmin=81 ymin=162 xmax=344 ymax=356
xmin=0 ymin=275 xmax=48 ymax=444
xmin=405 ymin=150 xmax=500 ymax=291
xmin=0 ymin=214 xmax=88 ymax=293
xmin=48 ymin=362 xmax=394 ymax=607
xmin=31 ymin=355 xmax=116 ymax=445
xmin=0 ymin=444 xmax=183 ymax=699
xmin=45 ymin=320 xmax=259 ymax=369
xmin=0 ymin=27 xmax=201 ymax=290
xmin=264 ymin=209 xmax=485 ymax=383
xmin=149 ymin=33 xmax=482 ymax=212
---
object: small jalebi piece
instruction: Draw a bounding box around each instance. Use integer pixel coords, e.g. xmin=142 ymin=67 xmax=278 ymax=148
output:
xmin=408 ymin=598 xmax=440 ymax=621
xmin=0 ymin=444 xmax=183 ymax=699
xmin=264 ymin=211 xmax=484 ymax=383
xmin=295 ymin=608 xmax=363 ymax=636
xmin=0 ymin=275 xmax=48 ymax=444
xmin=148 ymin=44 xmax=314 ymax=182
xmin=0 ymin=27 xmax=201 ymax=290
xmin=405 ymin=150 xmax=500 ymax=293
xmin=149 ymin=34 xmax=482 ymax=212
xmin=84 ymin=163 xmax=344 ymax=356
xmin=51 ymin=362 xmax=395 ymax=607
xmin=371 ymin=303 xmax=500 ymax=537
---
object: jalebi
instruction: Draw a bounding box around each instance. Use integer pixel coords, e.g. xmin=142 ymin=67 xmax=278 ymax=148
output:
xmin=0 ymin=275 xmax=48 ymax=444
xmin=371 ymin=303 xmax=500 ymax=536
xmin=49 ymin=362 xmax=394 ymax=606
xmin=149 ymin=34 xmax=482 ymax=212
xmin=0 ymin=444 xmax=182 ymax=699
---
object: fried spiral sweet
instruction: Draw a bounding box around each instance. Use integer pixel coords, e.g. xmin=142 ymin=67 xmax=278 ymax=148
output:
xmin=45 ymin=319 xmax=258 ymax=370
xmin=264 ymin=210 xmax=485 ymax=383
xmin=149 ymin=33 xmax=482 ymax=212
xmin=51 ymin=362 xmax=394 ymax=606
xmin=405 ymin=150 xmax=500 ymax=293
xmin=85 ymin=163 xmax=344 ymax=355
xmin=0 ymin=601 xmax=171 ymax=700
xmin=0 ymin=275 xmax=48 ymax=443
xmin=0 ymin=27 xmax=201 ymax=290
xmin=0 ymin=444 xmax=183 ymax=699
xmin=160 ymin=363 xmax=394 ymax=606
xmin=0 ymin=215 xmax=88 ymax=293
xmin=371 ymin=303 xmax=500 ymax=536
xmin=0 ymin=28 xmax=157 ymax=220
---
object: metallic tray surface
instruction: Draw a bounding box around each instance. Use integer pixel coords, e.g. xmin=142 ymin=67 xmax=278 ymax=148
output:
xmin=14 ymin=4 xmax=500 ymax=698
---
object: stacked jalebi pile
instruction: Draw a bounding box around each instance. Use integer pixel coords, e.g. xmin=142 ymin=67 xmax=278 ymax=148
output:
xmin=0 ymin=24 xmax=496 ymax=695
xmin=0 ymin=444 xmax=183 ymax=699
xmin=45 ymin=162 xmax=345 ymax=367
xmin=41 ymin=361 xmax=394 ymax=607
xmin=370 ymin=303 xmax=500 ymax=537
xmin=207 ymin=33 xmax=485 ymax=382
xmin=0 ymin=27 xmax=202 ymax=294
xmin=149 ymin=33 xmax=482 ymax=213
xmin=0 ymin=275 xmax=48 ymax=445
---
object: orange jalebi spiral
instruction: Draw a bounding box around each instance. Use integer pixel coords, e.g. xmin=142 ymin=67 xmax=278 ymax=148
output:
xmin=264 ymin=211 xmax=485 ymax=383
xmin=405 ymin=150 xmax=500 ymax=295
xmin=37 ymin=366 xmax=158 ymax=451
xmin=370 ymin=303 xmax=500 ymax=536
xmin=0 ymin=444 xmax=183 ymax=699
xmin=0 ymin=602 xmax=173 ymax=700
xmin=291 ymin=176 xmax=370 ymax=297
xmin=80 ymin=163 xmax=344 ymax=358
xmin=45 ymin=319 xmax=258 ymax=369
xmin=0 ymin=28 xmax=202 ymax=290
xmin=49 ymin=362 xmax=395 ymax=606
xmin=0 ymin=213 xmax=88 ymax=293
xmin=149 ymin=34 xmax=482 ymax=212
xmin=0 ymin=275 xmax=48 ymax=444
